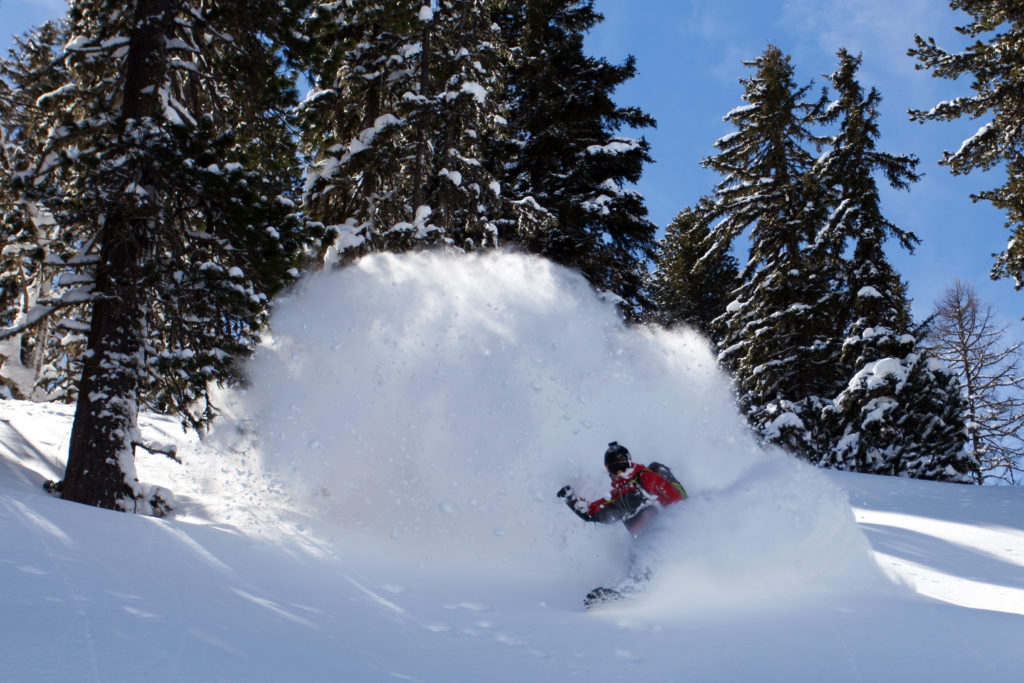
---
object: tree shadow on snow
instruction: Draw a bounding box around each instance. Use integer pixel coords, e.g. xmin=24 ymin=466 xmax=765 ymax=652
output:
xmin=0 ymin=418 xmax=64 ymax=492
xmin=860 ymin=522 xmax=1024 ymax=590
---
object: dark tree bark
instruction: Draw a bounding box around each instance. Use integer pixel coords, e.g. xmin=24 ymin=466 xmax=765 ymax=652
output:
xmin=61 ymin=215 xmax=145 ymax=508
xmin=412 ymin=20 xmax=432 ymax=212
xmin=61 ymin=0 xmax=174 ymax=509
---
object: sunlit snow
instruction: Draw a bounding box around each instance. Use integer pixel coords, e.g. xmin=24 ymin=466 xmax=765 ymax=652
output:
xmin=1 ymin=252 xmax=1022 ymax=682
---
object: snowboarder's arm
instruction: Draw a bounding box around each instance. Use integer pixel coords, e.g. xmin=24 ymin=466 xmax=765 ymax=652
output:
xmin=558 ymin=486 xmax=621 ymax=524
xmin=578 ymin=497 xmax=622 ymax=523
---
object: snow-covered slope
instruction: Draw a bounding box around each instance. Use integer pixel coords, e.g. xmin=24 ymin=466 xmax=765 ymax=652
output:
xmin=2 ymin=252 xmax=1022 ymax=682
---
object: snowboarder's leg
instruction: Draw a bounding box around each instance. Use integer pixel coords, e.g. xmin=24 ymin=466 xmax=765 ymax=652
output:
xmin=584 ymin=543 xmax=653 ymax=609
xmin=620 ymin=537 xmax=654 ymax=589
xmin=584 ymin=517 xmax=668 ymax=609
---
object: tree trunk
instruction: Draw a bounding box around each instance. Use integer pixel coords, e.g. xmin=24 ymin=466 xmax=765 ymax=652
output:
xmin=60 ymin=0 xmax=173 ymax=510
xmin=61 ymin=228 xmax=143 ymax=509
xmin=412 ymin=21 xmax=432 ymax=212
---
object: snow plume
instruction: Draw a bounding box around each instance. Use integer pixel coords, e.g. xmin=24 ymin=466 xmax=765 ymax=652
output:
xmin=233 ymin=251 xmax=883 ymax=599
xmin=637 ymin=458 xmax=885 ymax=616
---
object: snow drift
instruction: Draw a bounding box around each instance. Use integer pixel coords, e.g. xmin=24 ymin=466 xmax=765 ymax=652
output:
xmin=228 ymin=251 xmax=883 ymax=603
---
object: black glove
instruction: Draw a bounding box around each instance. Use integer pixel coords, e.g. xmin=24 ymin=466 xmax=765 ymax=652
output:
xmin=557 ymin=485 xmax=573 ymax=499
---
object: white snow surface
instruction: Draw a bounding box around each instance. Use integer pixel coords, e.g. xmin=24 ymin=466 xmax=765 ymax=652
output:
xmin=1 ymin=251 xmax=1022 ymax=682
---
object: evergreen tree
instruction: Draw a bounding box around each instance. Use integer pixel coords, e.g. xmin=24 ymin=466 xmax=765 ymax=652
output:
xmin=899 ymin=350 xmax=977 ymax=482
xmin=827 ymin=334 xmax=976 ymax=482
xmin=702 ymin=45 xmax=835 ymax=458
xmin=0 ymin=21 xmax=87 ymax=401
xmin=301 ymin=0 xmax=537 ymax=263
xmin=300 ymin=0 xmax=656 ymax=315
xmin=501 ymin=0 xmax=657 ymax=316
xmin=909 ymin=2 xmax=1024 ymax=288
xmin=429 ymin=0 xmax=511 ymax=250
xmin=299 ymin=2 xmax=424 ymax=261
xmin=649 ymin=198 xmax=738 ymax=342
xmin=816 ymin=50 xmax=974 ymax=481
xmin=815 ymin=49 xmax=920 ymax=340
xmin=806 ymin=49 xmax=974 ymax=481
xmin=6 ymin=0 xmax=321 ymax=512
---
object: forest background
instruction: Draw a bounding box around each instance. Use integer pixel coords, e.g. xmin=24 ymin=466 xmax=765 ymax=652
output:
xmin=2 ymin=0 xmax=1018 ymax=333
xmin=0 ymin=0 xmax=1021 ymax=500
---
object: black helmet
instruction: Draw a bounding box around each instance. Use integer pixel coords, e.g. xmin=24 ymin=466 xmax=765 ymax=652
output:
xmin=604 ymin=441 xmax=631 ymax=475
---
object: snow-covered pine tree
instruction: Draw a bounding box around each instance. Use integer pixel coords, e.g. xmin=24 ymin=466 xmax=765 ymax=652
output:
xmin=814 ymin=51 xmax=920 ymax=337
xmin=0 ymin=20 xmax=88 ymax=402
xmin=302 ymin=0 xmax=535 ymax=263
xmin=300 ymin=2 xmax=425 ymax=261
xmin=825 ymin=293 xmax=914 ymax=475
xmin=10 ymin=0 xmax=320 ymax=512
xmin=899 ymin=351 xmax=977 ymax=482
xmin=428 ymin=0 xmax=511 ymax=250
xmin=500 ymin=0 xmax=657 ymax=317
xmin=702 ymin=45 xmax=836 ymax=459
xmin=649 ymin=198 xmax=738 ymax=342
xmin=813 ymin=49 xmax=974 ymax=480
xmin=909 ymin=1 xmax=1024 ymax=288
xmin=828 ymin=334 xmax=976 ymax=482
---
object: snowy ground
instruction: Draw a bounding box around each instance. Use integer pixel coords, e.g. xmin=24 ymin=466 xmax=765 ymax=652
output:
xmin=2 ymin=253 xmax=1022 ymax=682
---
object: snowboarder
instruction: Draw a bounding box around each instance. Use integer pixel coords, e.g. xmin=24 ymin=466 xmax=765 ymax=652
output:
xmin=558 ymin=441 xmax=685 ymax=536
xmin=557 ymin=441 xmax=687 ymax=608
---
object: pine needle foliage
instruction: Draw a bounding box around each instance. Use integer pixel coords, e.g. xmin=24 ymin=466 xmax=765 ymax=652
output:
xmin=649 ymin=199 xmax=738 ymax=342
xmin=702 ymin=45 xmax=836 ymax=458
xmin=909 ymin=0 xmax=1024 ymax=288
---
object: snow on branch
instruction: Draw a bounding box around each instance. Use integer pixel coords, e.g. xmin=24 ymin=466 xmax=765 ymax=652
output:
xmin=724 ymin=103 xmax=757 ymax=120
xmin=134 ymin=438 xmax=181 ymax=463
xmin=0 ymin=286 xmax=94 ymax=342
xmin=585 ymin=137 xmax=641 ymax=156
xmin=953 ymin=122 xmax=994 ymax=159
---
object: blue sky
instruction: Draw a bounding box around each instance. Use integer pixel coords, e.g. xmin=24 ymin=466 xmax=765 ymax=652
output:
xmin=1 ymin=0 xmax=1019 ymax=338
xmin=585 ymin=0 xmax=1020 ymax=338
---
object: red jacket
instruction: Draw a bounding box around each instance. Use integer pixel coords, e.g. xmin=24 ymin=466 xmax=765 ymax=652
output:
xmin=568 ymin=463 xmax=684 ymax=535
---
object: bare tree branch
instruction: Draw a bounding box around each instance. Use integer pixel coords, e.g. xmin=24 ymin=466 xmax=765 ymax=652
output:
xmin=927 ymin=280 xmax=1024 ymax=484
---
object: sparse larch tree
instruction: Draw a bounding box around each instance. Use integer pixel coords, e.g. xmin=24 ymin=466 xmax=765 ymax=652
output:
xmin=927 ymin=280 xmax=1024 ymax=483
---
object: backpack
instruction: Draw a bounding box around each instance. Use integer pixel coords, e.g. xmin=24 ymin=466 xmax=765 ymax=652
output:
xmin=647 ymin=461 xmax=688 ymax=500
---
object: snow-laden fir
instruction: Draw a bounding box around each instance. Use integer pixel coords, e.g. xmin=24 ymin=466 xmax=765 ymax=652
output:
xmin=2 ymin=252 xmax=1022 ymax=681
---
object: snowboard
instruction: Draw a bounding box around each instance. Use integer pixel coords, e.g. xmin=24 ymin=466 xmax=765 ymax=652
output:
xmin=583 ymin=586 xmax=626 ymax=609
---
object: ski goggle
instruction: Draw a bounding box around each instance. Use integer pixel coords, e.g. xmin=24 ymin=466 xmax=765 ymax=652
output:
xmin=605 ymin=458 xmax=630 ymax=476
